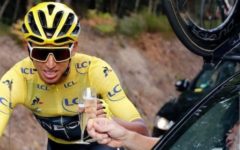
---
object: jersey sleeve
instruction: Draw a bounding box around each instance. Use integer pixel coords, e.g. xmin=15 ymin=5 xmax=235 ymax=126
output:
xmin=0 ymin=65 xmax=27 ymax=136
xmin=88 ymin=58 xmax=141 ymax=122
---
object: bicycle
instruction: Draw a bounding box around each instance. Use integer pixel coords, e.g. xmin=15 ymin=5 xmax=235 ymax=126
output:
xmin=152 ymin=0 xmax=240 ymax=138
xmin=162 ymin=0 xmax=240 ymax=60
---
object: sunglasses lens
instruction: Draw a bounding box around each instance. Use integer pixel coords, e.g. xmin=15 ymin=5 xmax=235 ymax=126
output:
xmin=53 ymin=49 xmax=71 ymax=61
xmin=31 ymin=48 xmax=49 ymax=61
xmin=31 ymin=48 xmax=70 ymax=62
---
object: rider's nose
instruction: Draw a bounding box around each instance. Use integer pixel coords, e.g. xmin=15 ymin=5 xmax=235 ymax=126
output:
xmin=45 ymin=54 xmax=56 ymax=69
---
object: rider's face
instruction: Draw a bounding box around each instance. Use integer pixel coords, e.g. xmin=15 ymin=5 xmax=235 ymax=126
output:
xmin=30 ymin=43 xmax=77 ymax=84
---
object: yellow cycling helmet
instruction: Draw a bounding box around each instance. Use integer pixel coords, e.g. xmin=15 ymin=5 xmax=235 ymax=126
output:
xmin=22 ymin=2 xmax=80 ymax=45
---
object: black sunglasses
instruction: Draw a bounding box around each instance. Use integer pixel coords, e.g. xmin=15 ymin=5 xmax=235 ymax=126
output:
xmin=27 ymin=43 xmax=73 ymax=62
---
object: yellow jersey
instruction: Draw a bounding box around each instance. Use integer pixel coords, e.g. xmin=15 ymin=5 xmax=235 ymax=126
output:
xmin=0 ymin=53 xmax=141 ymax=144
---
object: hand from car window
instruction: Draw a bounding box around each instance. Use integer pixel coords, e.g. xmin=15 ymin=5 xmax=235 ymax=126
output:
xmin=225 ymin=121 xmax=240 ymax=150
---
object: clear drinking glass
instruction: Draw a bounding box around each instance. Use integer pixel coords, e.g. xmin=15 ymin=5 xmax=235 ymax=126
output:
xmin=78 ymin=87 xmax=97 ymax=144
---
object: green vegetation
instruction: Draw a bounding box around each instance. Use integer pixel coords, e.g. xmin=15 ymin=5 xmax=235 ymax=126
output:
xmin=145 ymin=14 xmax=173 ymax=33
xmin=0 ymin=22 xmax=10 ymax=36
xmin=117 ymin=12 xmax=173 ymax=38
xmin=153 ymin=15 xmax=175 ymax=39
xmin=94 ymin=24 xmax=116 ymax=35
xmin=200 ymin=19 xmax=222 ymax=30
xmin=117 ymin=14 xmax=146 ymax=37
xmin=86 ymin=9 xmax=173 ymax=38
xmin=86 ymin=10 xmax=117 ymax=35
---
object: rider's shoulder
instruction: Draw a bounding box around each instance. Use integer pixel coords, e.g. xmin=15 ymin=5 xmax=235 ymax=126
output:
xmin=14 ymin=57 xmax=34 ymax=68
xmin=9 ymin=57 xmax=35 ymax=75
xmin=72 ymin=53 xmax=108 ymax=64
xmin=1 ymin=57 xmax=35 ymax=78
xmin=12 ymin=57 xmax=33 ymax=68
xmin=72 ymin=53 xmax=112 ymax=74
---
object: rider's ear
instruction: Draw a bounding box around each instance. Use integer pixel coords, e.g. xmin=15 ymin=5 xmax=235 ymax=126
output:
xmin=23 ymin=41 xmax=28 ymax=50
xmin=23 ymin=41 xmax=31 ymax=56
xmin=72 ymin=41 xmax=78 ymax=55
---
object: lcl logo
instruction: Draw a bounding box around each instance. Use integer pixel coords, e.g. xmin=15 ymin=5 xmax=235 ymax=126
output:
xmin=37 ymin=84 xmax=49 ymax=91
xmin=64 ymin=98 xmax=80 ymax=106
xmin=64 ymin=81 xmax=76 ymax=88
xmin=107 ymin=84 xmax=125 ymax=101
xmin=21 ymin=68 xmax=37 ymax=74
xmin=76 ymin=61 xmax=91 ymax=74
xmin=62 ymin=97 xmax=80 ymax=113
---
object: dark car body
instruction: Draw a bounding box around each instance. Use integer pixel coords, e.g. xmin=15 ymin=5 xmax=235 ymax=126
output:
xmin=152 ymin=60 xmax=240 ymax=137
xmin=153 ymin=69 xmax=239 ymax=149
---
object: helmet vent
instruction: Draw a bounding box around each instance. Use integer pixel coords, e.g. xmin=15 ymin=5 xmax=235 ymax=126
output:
xmin=53 ymin=11 xmax=63 ymax=28
xmin=38 ymin=10 xmax=47 ymax=28
xmin=44 ymin=28 xmax=56 ymax=38
xmin=65 ymin=13 xmax=74 ymax=25
xmin=72 ymin=22 xmax=80 ymax=35
xmin=57 ymin=13 xmax=74 ymax=36
xmin=47 ymin=4 xmax=55 ymax=15
xmin=28 ymin=12 xmax=41 ymax=36
xmin=38 ymin=10 xmax=55 ymax=38
xmin=55 ymin=37 xmax=71 ymax=43
xmin=21 ymin=24 xmax=28 ymax=33
xmin=29 ymin=36 xmax=44 ymax=43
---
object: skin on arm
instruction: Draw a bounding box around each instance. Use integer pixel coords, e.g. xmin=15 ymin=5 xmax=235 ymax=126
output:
xmin=226 ymin=122 xmax=240 ymax=150
xmin=113 ymin=117 xmax=149 ymax=136
xmin=87 ymin=118 xmax=158 ymax=150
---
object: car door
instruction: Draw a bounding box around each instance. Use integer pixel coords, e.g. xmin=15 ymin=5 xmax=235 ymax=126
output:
xmin=153 ymin=71 xmax=240 ymax=150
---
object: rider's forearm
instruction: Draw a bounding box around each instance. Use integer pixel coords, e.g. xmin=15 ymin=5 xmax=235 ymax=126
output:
xmin=123 ymin=130 xmax=158 ymax=150
xmin=113 ymin=118 xmax=149 ymax=136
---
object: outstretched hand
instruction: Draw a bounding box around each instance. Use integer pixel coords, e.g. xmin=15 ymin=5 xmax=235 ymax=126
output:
xmin=87 ymin=118 xmax=128 ymax=148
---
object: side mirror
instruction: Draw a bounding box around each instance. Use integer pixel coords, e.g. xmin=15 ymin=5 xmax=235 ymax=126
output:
xmin=175 ymin=79 xmax=190 ymax=92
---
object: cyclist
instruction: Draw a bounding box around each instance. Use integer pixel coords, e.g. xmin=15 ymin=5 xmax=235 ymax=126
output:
xmin=0 ymin=2 xmax=148 ymax=150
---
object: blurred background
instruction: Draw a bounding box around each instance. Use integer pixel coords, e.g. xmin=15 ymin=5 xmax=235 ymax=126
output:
xmin=0 ymin=0 xmax=202 ymax=149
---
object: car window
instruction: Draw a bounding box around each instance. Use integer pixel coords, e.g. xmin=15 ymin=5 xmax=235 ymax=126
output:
xmin=153 ymin=74 xmax=240 ymax=150
xmin=193 ymin=69 xmax=214 ymax=90
xmin=191 ymin=61 xmax=239 ymax=93
xmin=170 ymin=96 xmax=239 ymax=150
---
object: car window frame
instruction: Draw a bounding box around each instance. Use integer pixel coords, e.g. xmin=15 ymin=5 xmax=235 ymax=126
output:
xmin=152 ymin=70 xmax=240 ymax=150
xmin=189 ymin=61 xmax=238 ymax=92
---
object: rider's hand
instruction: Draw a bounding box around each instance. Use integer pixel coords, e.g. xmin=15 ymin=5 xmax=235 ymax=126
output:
xmin=97 ymin=99 xmax=112 ymax=118
xmin=78 ymin=99 xmax=112 ymax=118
